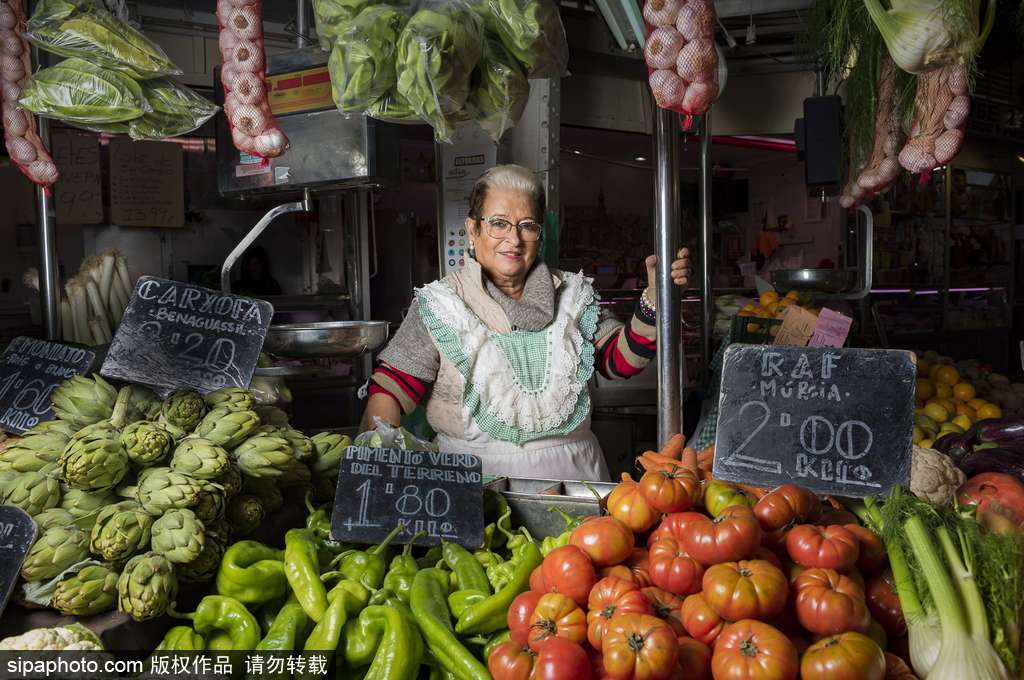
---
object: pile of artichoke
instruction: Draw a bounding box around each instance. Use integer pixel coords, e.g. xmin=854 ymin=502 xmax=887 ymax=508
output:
xmin=0 ymin=374 xmax=351 ymax=622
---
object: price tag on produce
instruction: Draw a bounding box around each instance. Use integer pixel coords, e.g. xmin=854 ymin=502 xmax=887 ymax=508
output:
xmin=100 ymin=276 xmax=272 ymax=396
xmin=0 ymin=337 xmax=95 ymax=434
xmin=330 ymin=447 xmax=485 ymax=548
xmin=0 ymin=506 xmax=37 ymax=616
xmin=712 ymin=345 xmax=915 ymax=497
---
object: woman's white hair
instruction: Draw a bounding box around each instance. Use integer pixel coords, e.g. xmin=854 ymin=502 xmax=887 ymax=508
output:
xmin=468 ymin=164 xmax=546 ymax=219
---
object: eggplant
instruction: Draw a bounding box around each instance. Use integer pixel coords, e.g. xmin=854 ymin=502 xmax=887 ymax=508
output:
xmin=933 ymin=431 xmax=974 ymax=463
xmin=958 ymin=447 xmax=1024 ymax=486
xmin=976 ymin=417 xmax=1024 ymax=446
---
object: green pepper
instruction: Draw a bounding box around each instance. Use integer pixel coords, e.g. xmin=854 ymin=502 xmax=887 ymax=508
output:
xmin=359 ymin=605 xmax=425 ymax=680
xmin=172 ymin=595 xmax=261 ymax=651
xmin=410 ymin=568 xmax=489 ymax=680
xmin=539 ymin=507 xmax=583 ymax=556
xmin=343 ymin=600 xmax=420 ymax=668
xmin=382 ymin=531 xmax=425 ymax=604
xmin=455 ymin=528 xmax=543 ymax=635
xmin=256 ymin=593 xmax=309 ymax=652
xmin=483 ymin=630 xmax=511 ymax=661
xmin=418 ymin=545 xmax=444 ymax=569
xmin=332 ymin=524 xmax=404 ymax=590
xmin=704 ymin=479 xmax=750 ymax=517
xmin=215 ymin=540 xmax=287 ymax=605
xmin=155 ymin=626 xmax=204 ymax=651
xmin=482 ymin=490 xmax=510 ymax=550
xmin=447 ymin=590 xmax=487 ymax=619
xmin=284 ymin=528 xmax=329 ymax=623
xmin=486 ymin=559 xmax=517 ymax=592
xmin=302 ymin=578 xmax=370 ymax=679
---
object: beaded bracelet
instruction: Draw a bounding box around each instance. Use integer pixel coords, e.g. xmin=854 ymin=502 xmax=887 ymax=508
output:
xmin=639 ymin=289 xmax=656 ymax=319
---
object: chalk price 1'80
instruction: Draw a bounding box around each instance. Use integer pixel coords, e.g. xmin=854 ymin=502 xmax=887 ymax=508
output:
xmin=344 ymin=480 xmax=455 ymax=537
xmin=0 ymin=372 xmax=54 ymax=417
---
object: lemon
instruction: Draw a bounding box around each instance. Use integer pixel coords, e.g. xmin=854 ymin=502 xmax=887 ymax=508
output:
xmin=977 ymin=403 xmax=1003 ymax=420
xmin=936 ymin=365 xmax=960 ymax=386
xmin=929 ymin=364 xmax=943 ymax=381
xmin=934 ymin=383 xmax=952 ymax=399
xmin=968 ymin=397 xmax=987 ymax=410
xmin=912 ymin=426 xmax=924 ymax=444
xmin=915 ymin=414 xmax=939 ymax=435
xmin=919 ymin=438 xmax=935 ymax=449
xmin=952 ymin=414 xmax=973 ymax=430
xmin=916 ymin=379 xmax=935 ymax=401
xmin=940 ymin=422 xmax=965 ymax=435
xmin=923 ymin=402 xmax=950 ymax=424
xmin=955 ymin=403 xmax=977 ymax=419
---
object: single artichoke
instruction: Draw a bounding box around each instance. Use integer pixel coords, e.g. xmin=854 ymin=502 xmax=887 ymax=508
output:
xmin=59 ymin=387 xmax=132 ymax=492
xmin=33 ymin=508 xmax=76 ymax=532
xmin=150 ymin=508 xmax=205 ymax=563
xmin=233 ymin=434 xmax=292 ymax=478
xmin=117 ymin=552 xmax=177 ymax=621
xmin=204 ymin=517 xmax=232 ymax=547
xmin=194 ymin=407 xmax=259 ymax=449
xmin=131 ymin=467 xmax=202 ymax=515
xmin=60 ymin=488 xmax=116 ymax=529
xmin=193 ymin=480 xmax=226 ymax=524
xmin=252 ymin=424 xmax=284 ymax=436
xmin=2 ymin=469 xmax=61 ymax=516
xmin=160 ymin=391 xmax=207 ymax=432
xmin=254 ymin=405 xmax=290 ymax=428
xmin=25 ymin=420 xmax=77 ymax=438
xmin=21 ymin=526 xmax=90 ymax=581
xmin=310 ymin=432 xmax=351 ymax=476
xmin=242 ymin=476 xmax=283 ymax=514
xmin=281 ymin=428 xmax=314 ymax=462
xmin=125 ymin=385 xmax=162 ymax=423
xmin=52 ymin=563 xmax=119 ymax=616
xmin=51 ymin=374 xmax=117 ymax=429
xmin=90 ymin=501 xmax=153 ymax=562
xmin=121 ymin=421 xmax=173 ymax=467
xmin=225 ymin=494 xmax=264 ymax=536
xmin=0 ymin=430 xmax=71 ymax=473
xmin=278 ymin=459 xmax=312 ymax=489
xmin=214 ymin=461 xmax=243 ymax=498
xmin=170 ymin=438 xmax=228 ymax=479
xmin=177 ymin=538 xmax=223 ymax=583
xmin=203 ymin=387 xmax=254 ymax=413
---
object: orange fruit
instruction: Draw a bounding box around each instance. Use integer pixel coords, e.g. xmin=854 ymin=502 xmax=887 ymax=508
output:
xmin=935 ymin=366 xmax=960 ymax=386
xmin=935 ymin=383 xmax=952 ymax=399
xmin=976 ymin=404 xmax=1003 ymax=420
xmin=760 ymin=291 xmax=779 ymax=307
xmin=929 ymin=364 xmax=944 ymax=381
xmin=952 ymin=383 xmax=976 ymax=401
xmin=785 ymin=291 xmax=799 ymax=301
xmin=916 ymin=379 xmax=935 ymax=401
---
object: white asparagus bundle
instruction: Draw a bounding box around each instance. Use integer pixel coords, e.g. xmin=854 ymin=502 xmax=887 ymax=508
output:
xmin=840 ymin=59 xmax=903 ymax=208
xmin=899 ymin=64 xmax=968 ymax=174
xmin=642 ymin=0 xmax=720 ymax=116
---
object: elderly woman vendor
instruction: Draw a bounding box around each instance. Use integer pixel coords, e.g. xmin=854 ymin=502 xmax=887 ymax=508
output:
xmin=361 ymin=164 xmax=690 ymax=481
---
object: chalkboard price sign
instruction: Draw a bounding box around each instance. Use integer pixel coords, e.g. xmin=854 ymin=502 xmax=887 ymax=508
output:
xmin=713 ymin=344 xmax=915 ymax=497
xmin=0 ymin=506 xmax=37 ymax=616
xmin=101 ymin=276 xmax=272 ymax=396
xmin=331 ymin=447 xmax=485 ymax=548
xmin=0 ymin=337 xmax=95 ymax=435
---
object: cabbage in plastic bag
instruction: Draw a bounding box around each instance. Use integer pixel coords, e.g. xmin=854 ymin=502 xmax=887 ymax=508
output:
xmin=19 ymin=58 xmax=150 ymax=125
xmin=312 ymin=0 xmax=371 ymax=50
xmin=474 ymin=0 xmax=568 ymax=79
xmin=129 ymin=78 xmax=218 ymax=140
xmin=328 ymin=5 xmax=407 ymax=113
xmin=26 ymin=1 xmax=182 ymax=79
xmin=467 ymin=36 xmax=529 ymax=142
xmin=396 ymin=0 xmax=483 ymax=143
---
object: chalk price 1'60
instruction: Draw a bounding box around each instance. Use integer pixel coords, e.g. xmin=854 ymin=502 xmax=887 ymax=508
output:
xmin=0 ymin=372 xmax=55 ymax=430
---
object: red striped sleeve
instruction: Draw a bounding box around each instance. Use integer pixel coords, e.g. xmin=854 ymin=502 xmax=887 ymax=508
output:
xmin=370 ymin=363 xmax=431 ymax=414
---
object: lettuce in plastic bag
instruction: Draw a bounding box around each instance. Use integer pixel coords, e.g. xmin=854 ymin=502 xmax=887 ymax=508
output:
xmin=129 ymin=78 xmax=218 ymax=140
xmin=19 ymin=58 xmax=150 ymax=125
xmin=396 ymin=0 xmax=483 ymax=143
xmin=474 ymin=0 xmax=568 ymax=79
xmin=312 ymin=0 xmax=371 ymax=50
xmin=467 ymin=36 xmax=529 ymax=141
xmin=367 ymin=87 xmax=423 ymax=124
xmin=328 ymin=5 xmax=407 ymax=113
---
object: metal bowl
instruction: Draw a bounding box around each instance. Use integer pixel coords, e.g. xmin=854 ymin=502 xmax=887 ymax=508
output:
xmin=771 ymin=269 xmax=856 ymax=294
xmin=263 ymin=320 xmax=389 ymax=359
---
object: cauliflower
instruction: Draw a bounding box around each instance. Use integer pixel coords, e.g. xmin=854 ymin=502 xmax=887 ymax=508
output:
xmin=910 ymin=445 xmax=966 ymax=505
xmin=0 ymin=623 xmax=102 ymax=651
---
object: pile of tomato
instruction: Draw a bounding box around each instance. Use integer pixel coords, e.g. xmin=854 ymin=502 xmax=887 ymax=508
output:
xmin=488 ymin=451 xmax=917 ymax=680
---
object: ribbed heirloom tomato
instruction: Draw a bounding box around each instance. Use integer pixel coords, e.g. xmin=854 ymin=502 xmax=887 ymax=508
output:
xmin=587 ymin=577 xmax=653 ymax=649
xmin=799 ymin=632 xmax=885 ymax=680
xmin=488 ymin=641 xmax=536 ymax=680
xmin=680 ymin=593 xmax=726 ymax=646
xmin=530 ymin=637 xmax=594 ymax=680
xmin=627 ymin=548 xmax=655 ymax=587
xmin=711 ymin=620 xmax=799 ymax=680
xmin=608 ymin=473 xmax=660 ymax=533
xmin=641 ymin=587 xmax=686 ymax=636
xmin=528 ymin=592 xmax=587 ymax=651
xmin=843 ymin=524 xmax=887 ymax=575
xmin=540 ymin=545 xmax=597 ymax=607
xmin=786 ymin=525 xmax=860 ymax=572
xmin=753 ymin=484 xmax=821 ymax=531
xmin=702 ymin=559 xmax=788 ymax=621
xmin=793 ymin=568 xmax=871 ymax=636
xmin=571 ymin=516 xmax=636 ymax=567
xmin=508 ymin=590 xmax=543 ymax=646
xmin=639 ymin=467 xmax=700 ymax=513
xmin=680 ymin=506 xmax=762 ymax=566
xmin=865 ymin=570 xmax=906 ymax=637
xmin=602 ymin=613 xmax=680 ymax=680
xmin=648 ymin=513 xmax=695 ymax=546
xmin=649 ymin=538 xmax=704 ymax=596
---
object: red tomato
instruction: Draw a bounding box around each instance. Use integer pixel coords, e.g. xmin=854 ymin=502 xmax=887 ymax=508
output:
xmin=786 ymin=525 xmax=860 ymax=572
xmin=648 ymin=513 xmax=696 ymax=546
xmin=752 ymin=546 xmax=783 ymax=571
xmin=681 ymin=506 xmax=762 ymax=566
xmin=843 ymin=567 xmax=866 ymax=593
xmin=571 ymin=516 xmax=636 ymax=567
xmin=817 ymin=508 xmax=859 ymax=526
xmin=843 ymin=524 xmax=887 ymax=575
xmin=509 ymin=591 xmax=543 ymax=647
xmin=702 ymin=560 xmax=788 ymax=622
xmin=865 ymin=570 xmax=906 ymax=637
xmin=799 ymin=632 xmax=885 ymax=680
xmin=601 ymin=564 xmax=637 ymax=582
xmin=626 ymin=548 xmax=655 ymax=588
xmin=641 ymin=586 xmax=686 ymax=636
xmin=587 ymin=577 xmax=652 ymax=649
xmin=541 ymin=545 xmax=597 ymax=607
xmin=649 ymin=538 xmax=705 ymax=596
xmin=488 ymin=641 xmax=535 ymax=680
xmin=639 ymin=468 xmax=700 ymax=514
xmin=883 ymin=652 xmax=916 ymax=680
xmin=794 ymin=568 xmax=871 ymax=636
xmin=528 ymin=592 xmax=587 ymax=651
xmin=711 ymin=620 xmax=798 ymax=680
xmin=753 ymin=485 xmax=821 ymax=532
xmin=531 ymin=636 xmax=594 ymax=680
xmin=675 ymin=637 xmax=711 ymax=680
xmin=958 ymin=472 xmax=1024 ymax=525
xmin=531 ymin=565 xmax=548 ymax=592
xmin=602 ymin=613 xmax=679 ymax=680
xmin=680 ymin=593 xmax=727 ymax=646
xmin=609 ymin=473 xmax=661 ymax=533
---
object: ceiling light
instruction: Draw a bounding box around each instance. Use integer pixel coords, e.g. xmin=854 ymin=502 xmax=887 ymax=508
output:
xmin=573 ymin=149 xmax=581 ymax=155
xmin=634 ymin=156 xmax=647 ymax=162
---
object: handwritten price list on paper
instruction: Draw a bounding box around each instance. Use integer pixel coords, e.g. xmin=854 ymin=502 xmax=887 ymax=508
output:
xmin=0 ymin=338 xmax=95 ymax=434
xmin=713 ymin=345 xmax=914 ymax=497
xmin=109 ymin=138 xmax=185 ymax=228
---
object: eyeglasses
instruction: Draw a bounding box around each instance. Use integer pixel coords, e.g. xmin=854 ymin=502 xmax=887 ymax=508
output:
xmin=478 ymin=215 xmax=543 ymax=242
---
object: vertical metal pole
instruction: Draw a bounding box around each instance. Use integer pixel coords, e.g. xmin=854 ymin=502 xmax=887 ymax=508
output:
xmin=942 ymin=166 xmax=952 ymax=333
xmin=35 ymin=117 xmax=60 ymax=341
xmin=295 ymin=0 xmax=308 ymax=47
xmin=699 ymin=113 xmax=713 ymax=383
xmin=654 ymin=107 xmax=681 ymax=447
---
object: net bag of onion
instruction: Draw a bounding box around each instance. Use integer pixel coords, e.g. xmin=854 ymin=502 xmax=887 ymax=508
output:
xmin=642 ymin=0 xmax=722 ymax=122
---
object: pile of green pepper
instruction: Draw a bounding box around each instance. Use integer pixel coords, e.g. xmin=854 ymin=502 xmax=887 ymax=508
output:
xmin=154 ymin=489 xmax=541 ymax=680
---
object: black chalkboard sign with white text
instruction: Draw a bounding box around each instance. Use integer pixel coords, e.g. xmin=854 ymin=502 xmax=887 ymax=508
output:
xmin=101 ymin=276 xmax=272 ymax=396
xmin=0 ymin=337 xmax=95 ymax=434
xmin=0 ymin=506 xmax=37 ymax=616
xmin=712 ymin=344 xmax=915 ymax=497
xmin=331 ymin=447 xmax=485 ymax=548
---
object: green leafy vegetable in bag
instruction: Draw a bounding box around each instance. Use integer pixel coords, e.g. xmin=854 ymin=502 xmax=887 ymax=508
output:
xmin=129 ymin=78 xmax=218 ymax=140
xmin=396 ymin=1 xmax=483 ymax=143
xmin=367 ymin=88 xmax=422 ymax=124
xmin=467 ymin=36 xmax=529 ymax=142
xmin=19 ymin=58 xmax=150 ymax=125
xmin=473 ymin=0 xmax=569 ymax=79
xmin=328 ymin=4 xmax=407 ymax=113
xmin=312 ymin=0 xmax=371 ymax=50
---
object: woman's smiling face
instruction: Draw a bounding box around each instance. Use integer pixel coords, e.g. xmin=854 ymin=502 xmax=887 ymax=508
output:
xmin=466 ymin=186 xmax=541 ymax=285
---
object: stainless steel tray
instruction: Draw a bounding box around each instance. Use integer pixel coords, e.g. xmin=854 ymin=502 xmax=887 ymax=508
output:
xmin=263 ymin=320 xmax=389 ymax=359
xmin=487 ymin=478 xmax=615 ymax=538
xmin=771 ymin=269 xmax=856 ymax=293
